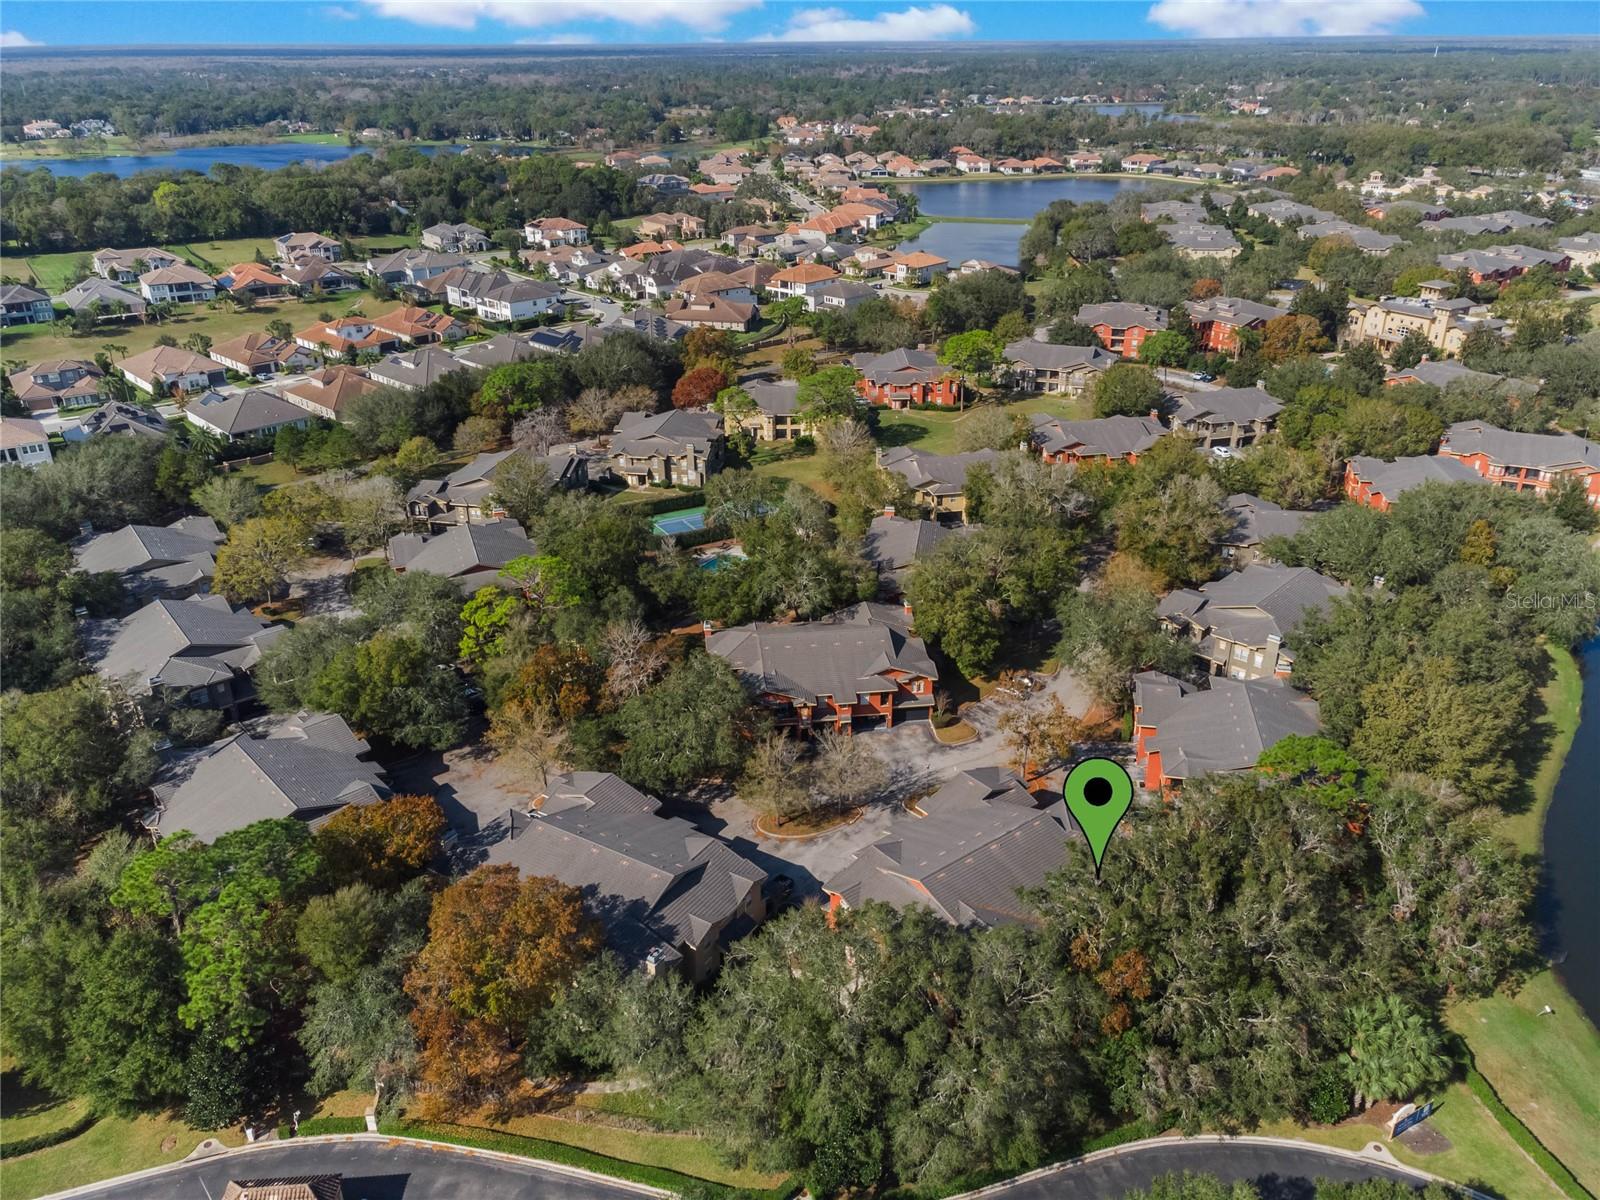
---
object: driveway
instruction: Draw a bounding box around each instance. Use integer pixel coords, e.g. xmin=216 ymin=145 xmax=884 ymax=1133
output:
xmin=288 ymin=555 xmax=356 ymax=618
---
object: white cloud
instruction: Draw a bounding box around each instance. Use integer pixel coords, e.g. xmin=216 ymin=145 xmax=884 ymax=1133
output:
xmin=363 ymin=0 xmax=761 ymax=34
xmin=516 ymin=32 xmax=596 ymax=44
xmin=0 ymin=30 xmax=43 ymax=47
xmin=324 ymin=5 xmax=360 ymax=19
xmin=752 ymin=4 xmax=975 ymax=41
xmin=1146 ymin=0 xmax=1424 ymax=38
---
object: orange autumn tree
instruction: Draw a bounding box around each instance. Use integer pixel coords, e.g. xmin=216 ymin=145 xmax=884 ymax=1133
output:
xmin=405 ymin=865 xmax=600 ymax=1117
xmin=317 ymin=793 xmax=446 ymax=889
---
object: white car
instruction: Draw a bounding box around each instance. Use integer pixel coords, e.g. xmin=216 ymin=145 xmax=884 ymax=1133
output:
xmin=1210 ymin=445 xmax=1235 ymax=459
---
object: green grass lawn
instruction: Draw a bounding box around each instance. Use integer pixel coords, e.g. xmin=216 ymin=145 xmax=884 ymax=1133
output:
xmin=232 ymin=458 xmax=304 ymax=489
xmin=749 ymin=443 xmax=835 ymax=500
xmin=276 ymin=132 xmax=348 ymax=145
xmin=0 ymin=1111 xmax=245 ymax=1200
xmin=0 ymin=1073 xmax=91 ymax=1146
xmin=876 ymin=393 xmax=1091 ymax=455
xmin=0 ymin=287 xmax=385 ymax=365
xmin=1261 ymin=1081 xmax=1566 ymax=1200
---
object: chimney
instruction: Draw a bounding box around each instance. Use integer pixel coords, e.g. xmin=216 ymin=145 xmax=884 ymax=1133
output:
xmin=701 ymin=619 xmax=715 ymax=643
xmin=902 ymin=599 xmax=914 ymax=622
xmin=881 ymin=504 xmax=896 ymax=518
xmin=1149 ymin=408 xmax=1161 ymax=422
xmin=1256 ymin=379 xmax=1266 ymax=390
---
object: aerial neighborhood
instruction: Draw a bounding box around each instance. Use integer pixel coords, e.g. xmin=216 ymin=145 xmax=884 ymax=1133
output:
xmin=2 ymin=28 xmax=1598 ymax=1200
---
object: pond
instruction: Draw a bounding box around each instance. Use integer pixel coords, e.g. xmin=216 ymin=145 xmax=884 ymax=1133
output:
xmin=1541 ymin=637 xmax=1600 ymax=1027
xmin=0 ymin=141 xmax=466 ymax=179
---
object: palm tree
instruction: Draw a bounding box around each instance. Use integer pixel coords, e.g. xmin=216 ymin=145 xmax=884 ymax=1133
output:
xmin=1345 ymin=997 xmax=1449 ymax=1110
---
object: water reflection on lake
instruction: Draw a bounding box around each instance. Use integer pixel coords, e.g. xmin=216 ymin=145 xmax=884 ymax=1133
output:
xmin=1 ymin=141 xmax=464 ymax=179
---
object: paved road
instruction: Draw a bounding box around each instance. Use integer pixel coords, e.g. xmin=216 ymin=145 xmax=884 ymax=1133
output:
xmin=978 ymin=1140 xmax=1435 ymax=1199
xmin=53 ymin=1139 xmax=654 ymax=1200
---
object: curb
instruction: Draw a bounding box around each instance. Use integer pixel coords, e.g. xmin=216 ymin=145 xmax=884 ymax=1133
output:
xmin=943 ymin=1134 xmax=1496 ymax=1200
xmin=39 ymin=1132 xmax=673 ymax=1200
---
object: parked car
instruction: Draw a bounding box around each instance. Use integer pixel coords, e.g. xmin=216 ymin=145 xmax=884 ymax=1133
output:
xmin=1190 ymin=371 xmax=1215 ymax=382
xmin=1210 ymin=445 xmax=1235 ymax=459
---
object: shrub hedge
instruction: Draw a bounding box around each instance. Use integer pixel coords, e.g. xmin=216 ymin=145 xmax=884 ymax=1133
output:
xmin=0 ymin=1111 xmax=99 ymax=1159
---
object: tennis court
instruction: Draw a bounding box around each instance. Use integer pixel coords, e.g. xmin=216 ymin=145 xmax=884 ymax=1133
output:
xmin=651 ymin=506 xmax=708 ymax=536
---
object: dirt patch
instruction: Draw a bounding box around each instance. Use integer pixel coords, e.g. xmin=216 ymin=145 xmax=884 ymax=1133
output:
xmin=161 ymin=1135 xmax=178 ymax=1152
xmin=755 ymin=808 xmax=863 ymax=840
xmin=1397 ymin=1122 xmax=1452 ymax=1155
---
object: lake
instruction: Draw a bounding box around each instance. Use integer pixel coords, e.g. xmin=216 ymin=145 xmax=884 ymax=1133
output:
xmin=1541 ymin=637 xmax=1600 ymax=1028
xmin=904 ymin=175 xmax=1165 ymax=221
xmin=0 ymin=141 xmax=465 ymax=179
xmin=897 ymin=175 xmax=1167 ymax=265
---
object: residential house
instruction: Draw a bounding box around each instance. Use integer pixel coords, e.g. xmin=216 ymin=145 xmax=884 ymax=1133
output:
xmin=280 ymin=366 xmax=381 ymax=421
xmin=1133 ymin=673 xmax=1320 ymax=792
xmin=209 ymin=333 xmax=317 ymax=378
xmin=387 ymin=518 xmax=536 ymax=591
xmin=90 ymin=594 xmax=283 ymax=713
xmin=1030 ymin=412 xmax=1166 ymax=465
xmin=455 ymin=332 xmax=540 ymax=369
xmin=1343 ymin=294 xmax=1505 ymax=358
xmin=65 ymin=401 xmax=169 ymax=443
xmin=1296 ymin=220 xmax=1401 ymax=255
xmin=144 ymin=712 xmax=386 ymax=842
xmin=1343 ymin=454 xmax=1486 ymax=510
xmin=852 ymin=348 xmax=963 ymax=408
xmin=484 ymin=771 xmax=767 ymax=981
xmin=824 ymin=767 xmax=1070 ymax=926
xmin=365 ymin=345 xmax=467 ymax=393
xmin=74 ymin=518 xmax=226 ymax=602
xmin=274 ymin=232 xmax=342 ymax=263
xmin=420 ymin=222 xmax=490 ymax=253
xmin=523 ymin=217 xmax=591 ymax=248
xmin=1246 ymin=199 xmax=1338 ymax=226
xmin=1003 ymin=339 xmax=1117 ymax=397
xmin=1077 ymin=302 xmax=1169 ymax=357
xmin=1435 ymin=244 xmax=1570 ymax=286
xmin=214 ymin=263 xmax=293 ymax=298
xmin=877 ymin=446 xmax=998 ymax=521
xmin=373 ymin=305 xmax=465 ymax=345
xmin=1428 ymin=210 xmax=1552 ymax=236
xmin=805 ymin=279 xmax=876 ymax=312
xmin=637 ymin=212 xmax=705 ymax=241
xmin=1 ymin=283 xmax=54 ymax=327
xmin=0 ymin=418 xmax=53 ymax=469
xmin=1384 ymin=359 xmax=1524 ymax=392
xmin=221 ymin=1176 xmax=343 ymax=1200
xmin=1164 ymin=223 xmax=1242 ymax=260
xmin=406 ymin=448 xmax=587 ymax=529
xmin=1169 ymin=385 xmax=1282 ymax=450
xmin=138 ymin=264 xmax=217 ymax=304
xmin=861 ymin=509 xmax=960 ymax=586
xmin=689 ymin=182 xmax=737 ymax=202
xmin=1554 ymin=232 xmax=1600 ymax=270
xmin=55 ymin=277 xmax=147 ymax=320
xmin=610 ymin=409 xmax=725 ymax=487
xmin=1123 ymin=153 xmax=1166 ymax=173
xmin=725 ymin=378 xmax=815 ymax=442
xmin=1141 ymin=200 xmax=1209 ymax=225
xmin=92 ymin=247 xmax=180 ymax=283
xmin=769 ymin=262 xmax=841 ymax=299
xmin=1216 ymin=494 xmax=1312 ymax=565
xmin=6 ymin=359 xmax=106 ymax=414
xmin=707 ymin=602 xmax=937 ymax=732
xmin=295 ymin=316 xmax=401 ymax=357
xmin=660 ymin=294 xmax=757 ymax=332
xmin=1159 ymin=564 xmax=1347 ymax=680
xmin=676 ymin=271 xmax=758 ymax=305
xmin=118 ymin=346 xmax=228 ymax=395
xmin=184 ymin=389 xmax=311 ymax=443
xmin=364 ymin=248 xmax=467 ymax=286
xmin=885 ymin=251 xmax=950 ymax=286
xmin=1438 ymin=420 xmax=1600 ymax=507
xmin=1363 ymin=199 xmax=1451 ymax=222
xmin=1185 ymin=296 xmax=1287 ymax=353
xmin=280 ymin=259 xmax=362 ymax=294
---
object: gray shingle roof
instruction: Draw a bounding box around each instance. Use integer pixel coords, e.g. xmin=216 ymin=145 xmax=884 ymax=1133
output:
xmin=92 ymin=595 xmax=282 ymax=693
xmin=1346 ymin=454 xmax=1486 ymax=501
xmin=1217 ymin=494 xmax=1312 ymax=549
xmin=1171 ymin=385 xmax=1283 ymax=427
xmin=148 ymin=711 xmax=386 ymax=842
xmin=366 ymin=345 xmax=467 ymax=391
xmin=1029 ymin=413 xmax=1165 ymax=460
xmin=1159 ymin=565 xmax=1346 ymax=650
xmin=862 ymin=513 xmax=959 ymax=572
xmin=387 ymin=518 xmax=533 ymax=586
xmin=1185 ymin=296 xmax=1287 ymax=327
xmin=1430 ymin=210 xmax=1551 ymax=235
xmin=612 ymin=408 xmax=723 ymax=458
xmin=1441 ymin=421 xmax=1600 ymax=473
xmin=743 ymin=378 xmax=801 ymax=417
xmin=1139 ymin=674 xmax=1321 ymax=779
xmin=823 ymin=767 xmax=1069 ymax=926
xmin=75 ymin=516 xmax=224 ymax=587
xmin=1077 ymin=302 xmax=1168 ymax=331
xmin=186 ymin=389 xmax=308 ymax=438
xmin=878 ymin=446 xmax=998 ymax=496
xmin=707 ymin=602 xmax=937 ymax=707
xmin=485 ymin=771 xmax=765 ymax=963
xmin=56 ymin=277 xmax=147 ymax=314
xmin=1003 ymin=339 xmax=1118 ymax=373
xmin=850 ymin=347 xmax=948 ymax=386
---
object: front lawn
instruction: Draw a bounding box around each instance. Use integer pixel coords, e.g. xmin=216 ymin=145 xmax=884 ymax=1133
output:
xmin=0 ymin=1111 xmax=245 ymax=1200
xmin=875 ymin=393 xmax=1091 ymax=455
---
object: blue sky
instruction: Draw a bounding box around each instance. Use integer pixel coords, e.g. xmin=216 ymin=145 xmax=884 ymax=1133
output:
xmin=1 ymin=1 xmax=1594 ymax=49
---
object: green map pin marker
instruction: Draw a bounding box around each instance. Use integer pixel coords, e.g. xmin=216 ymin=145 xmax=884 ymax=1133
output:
xmin=1063 ymin=757 xmax=1134 ymax=877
